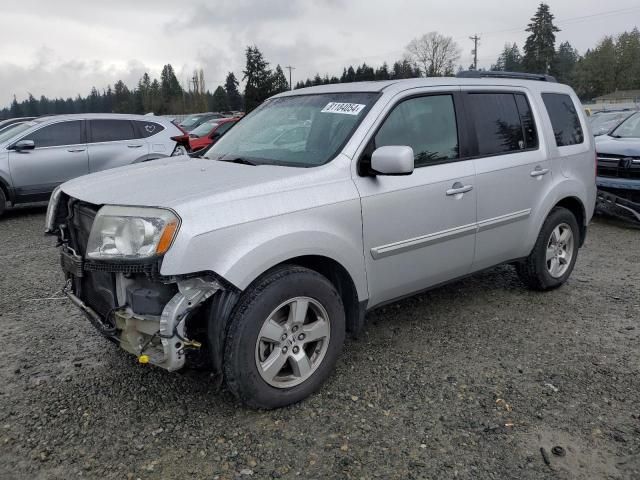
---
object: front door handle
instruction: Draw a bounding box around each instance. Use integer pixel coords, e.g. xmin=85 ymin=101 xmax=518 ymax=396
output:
xmin=127 ymin=144 xmax=143 ymax=148
xmin=446 ymin=182 xmax=473 ymax=196
xmin=67 ymin=148 xmax=86 ymax=153
xmin=530 ymin=166 xmax=550 ymax=177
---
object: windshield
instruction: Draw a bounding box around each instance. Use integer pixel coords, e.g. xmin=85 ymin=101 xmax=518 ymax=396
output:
xmin=191 ymin=121 xmax=219 ymax=137
xmin=204 ymin=92 xmax=378 ymax=167
xmin=0 ymin=122 xmax=34 ymax=144
xmin=179 ymin=115 xmax=206 ymax=128
xmin=589 ymin=112 xmax=633 ymax=136
xmin=610 ymin=112 xmax=640 ymax=138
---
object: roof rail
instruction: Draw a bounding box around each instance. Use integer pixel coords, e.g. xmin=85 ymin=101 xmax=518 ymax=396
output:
xmin=457 ymin=70 xmax=557 ymax=83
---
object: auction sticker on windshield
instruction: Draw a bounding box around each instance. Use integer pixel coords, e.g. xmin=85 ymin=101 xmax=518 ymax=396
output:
xmin=321 ymin=102 xmax=366 ymax=115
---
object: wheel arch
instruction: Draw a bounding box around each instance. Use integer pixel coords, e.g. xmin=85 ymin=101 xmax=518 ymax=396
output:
xmin=554 ymin=196 xmax=587 ymax=246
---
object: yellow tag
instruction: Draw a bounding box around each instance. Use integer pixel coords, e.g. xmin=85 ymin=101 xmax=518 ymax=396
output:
xmin=138 ymin=355 xmax=150 ymax=364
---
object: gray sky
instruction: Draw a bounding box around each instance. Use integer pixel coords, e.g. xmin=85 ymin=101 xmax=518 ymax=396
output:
xmin=1 ymin=0 xmax=639 ymax=105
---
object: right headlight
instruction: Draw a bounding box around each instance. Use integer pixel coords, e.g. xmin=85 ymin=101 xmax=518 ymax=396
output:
xmin=86 ymin=205 xmax=180 ymax=260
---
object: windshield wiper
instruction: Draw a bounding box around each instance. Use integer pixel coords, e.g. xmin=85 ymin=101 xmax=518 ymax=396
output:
xmin=218 ymin=156 xmax=258 ymax=166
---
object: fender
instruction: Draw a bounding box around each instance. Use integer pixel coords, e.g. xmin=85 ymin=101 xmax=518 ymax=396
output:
xmin=161 ymin=199 xmax=369 ymax=302
xmin=524 ymin=177 xmax=591 ymax=255
xmin=0 ymin=172 xmax=15 ymax=203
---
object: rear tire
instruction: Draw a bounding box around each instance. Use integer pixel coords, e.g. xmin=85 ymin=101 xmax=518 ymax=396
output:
xmin=0 ymin=188 xmax=6 ymax=217
xmin=516 ymin=207 xmax=580 ymax=291
xmin=224 ymin=265 xmax=345 ymax=409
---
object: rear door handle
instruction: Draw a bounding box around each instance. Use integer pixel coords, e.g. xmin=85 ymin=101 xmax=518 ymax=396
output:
xmin=127 ymin=144 xmax=143 ymax=148
xmin=67 ymin=148 xmax=86 ymax=153
xmin=446 ymin=182 xmax=473 ymax=196
xmin=530 ymin=166 xmax=549 ymax=177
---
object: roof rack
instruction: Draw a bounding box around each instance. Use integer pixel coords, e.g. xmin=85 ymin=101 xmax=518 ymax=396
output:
xmin=457 ymin=70 xmax=557 ymax=83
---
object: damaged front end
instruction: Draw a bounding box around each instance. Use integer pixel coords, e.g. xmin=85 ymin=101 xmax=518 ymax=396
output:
xmin=47 ymin=191 xmax=229 ymax=371
xmin=596 ymin=155 xmax=640 ymax=226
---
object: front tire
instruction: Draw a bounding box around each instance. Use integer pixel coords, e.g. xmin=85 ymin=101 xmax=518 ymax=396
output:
xmin=516 ymin=207 xmax=580 ymax=290
xmin=224 ymin=265 xmax=345 ymax=409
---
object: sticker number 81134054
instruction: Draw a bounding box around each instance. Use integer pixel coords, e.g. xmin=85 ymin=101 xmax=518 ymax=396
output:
xmin=321 ymin=102 xmax=366 ymax=115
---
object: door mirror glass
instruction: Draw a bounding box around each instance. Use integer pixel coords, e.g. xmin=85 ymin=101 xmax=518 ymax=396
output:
xmin=13 ymin=139 xmax=35 ymax=152
xmin=371 ymin=146 xmax=414 ymax=175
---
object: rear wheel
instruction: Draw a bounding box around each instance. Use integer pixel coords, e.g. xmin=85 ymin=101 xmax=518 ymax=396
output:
xmin=224 ymin=265 xmax=345 ymax=409
xmin=0 ymin=188 xmax=6 ymax=217
xmin=516 ymin=207 xmax=579 ymax=290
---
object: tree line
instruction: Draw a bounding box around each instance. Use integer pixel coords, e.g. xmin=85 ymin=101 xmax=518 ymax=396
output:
xmin=2 ymin=2 xmax=639 ymax=120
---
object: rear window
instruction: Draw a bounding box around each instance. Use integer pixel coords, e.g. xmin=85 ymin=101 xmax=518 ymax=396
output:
xmin=90 ymin=119 xmax=137 ymax=143
xmin=133 ymin=121 xmax=165 ymax=138
xmin=466 ymin=92 xmax=537 ymax=156
xmin=542 ymin=93 xmax=584 ymax=146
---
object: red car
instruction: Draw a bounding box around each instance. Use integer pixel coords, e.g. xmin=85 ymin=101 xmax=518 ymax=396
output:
xmin=188 ymin=117 xmax=238 ymax=151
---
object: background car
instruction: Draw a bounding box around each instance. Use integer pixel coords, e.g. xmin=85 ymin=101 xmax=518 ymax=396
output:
xmin=595 ymin=111 xmax=640 ymax=225
xmin=0 ymin=116 xmax=36 ymax=132
xmin=178 ymin=112 xmax=225 ymax=132
xmin=0 ymin=113 xmax=183 ymax=215
xmin=589 ymin=110 xmax=635 ymax=136
xmin=188 ymin=117 xmax=238 ymax=151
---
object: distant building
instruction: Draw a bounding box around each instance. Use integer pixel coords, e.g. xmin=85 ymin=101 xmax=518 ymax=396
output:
xmin=593 ymin=90 xmax=640 ymax=104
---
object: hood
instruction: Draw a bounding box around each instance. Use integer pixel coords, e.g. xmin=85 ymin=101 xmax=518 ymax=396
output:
xmin=60 ymin=156 xmax=320 ymax=208
xmin=596 ymin=136 xmax=640 ymax=156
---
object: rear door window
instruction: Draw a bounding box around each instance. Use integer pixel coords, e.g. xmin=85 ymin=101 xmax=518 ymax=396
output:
xmin=541 ymin=93 xmax=584 ymax=146
xmin=89 ymin=120 xmax=137 ymax=143
xmin=133 ymin=121 xmax=165 ymax=138
xmin=27 ymin=121 xmax=83 ymax=148
xmin=466 ymin=93 xmax=529 ymax=156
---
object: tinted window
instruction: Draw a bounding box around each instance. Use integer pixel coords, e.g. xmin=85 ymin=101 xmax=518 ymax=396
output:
xmin=134 ymin=121 xmax=165 ymax=138
xmin=542 ymin=93 xmax=584 ymax=146
xmin=467 ymin=93 xmax=525 ymax=156
xmin=90 ymin=120 xmax=136 ymax=143
xmin=375 ymin=95 xmax=459 ymax=167
xmin=27 ymin=121 xmax=83 ymax=148
xmin=515 ymin=94 xmax=538 ymax=149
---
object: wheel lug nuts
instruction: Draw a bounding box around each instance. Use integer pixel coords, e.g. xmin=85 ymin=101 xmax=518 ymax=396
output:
xmin=298 ymin=333 xmax=305 ymax=341
xmin=292 ymin=326 xmax=299 ymax=333
xmin=282 ymin=346 xmax=288 ymax=354
xmin=292 ymin=346 xmax=300 ymax=354
xmin=281 ymin=334 xmax=287 ymax=341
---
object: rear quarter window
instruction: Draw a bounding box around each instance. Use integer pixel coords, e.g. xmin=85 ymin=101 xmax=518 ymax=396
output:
xmin=541 ymin=93 xmax=584 ymax=147
xmin=133 ymin=121 xmax=166 ymax=138
xmin=90 ymin=120 xmax=137 ymax=143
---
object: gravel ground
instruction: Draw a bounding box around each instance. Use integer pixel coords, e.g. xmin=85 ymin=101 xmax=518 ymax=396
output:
xmin=0 ymin=206 xmax=638 ymax=480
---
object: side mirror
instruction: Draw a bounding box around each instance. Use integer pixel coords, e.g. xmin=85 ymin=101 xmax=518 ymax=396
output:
xmin=370 ymin=146 xmax=414 ymax=176
xmin=13 ymin=139 xmax=35 ymax=152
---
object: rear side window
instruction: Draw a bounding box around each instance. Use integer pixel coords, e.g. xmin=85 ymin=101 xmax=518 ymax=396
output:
xmin=90 ymin=120 xmax=137 ymax=143
xmin=374 ymin=94 xmax=459 ymax=167
xmin=514 ymin=94 xmax=538 ymax=149
xmin=27 ymin=121 xmax=83 ymax=148
xmin=133 ymin=121 xmax=165 ymax=138
xmin=466 ymin=93 xmax=531 ymax=156
xmin=542 ymin=93 xmax=584 ymax=146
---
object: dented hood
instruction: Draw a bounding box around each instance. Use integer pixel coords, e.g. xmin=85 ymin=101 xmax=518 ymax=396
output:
xmin=60 ymin=156 xmax=317 ymax=209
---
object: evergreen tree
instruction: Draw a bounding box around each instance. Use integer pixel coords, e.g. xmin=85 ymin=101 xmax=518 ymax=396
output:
xmin=615 ymin=28 xmax=640 ymax=90
xmin=224 ymin=72 xmax=243 ymax=111
xmin=523 ymin=3 xmax=560 ymax=73
xmin=211 ymin=86 xmax=229 ymax=111
xmin=550 ymin=41 xmax=579 ymax=84
xmin=160 ymin=64 xmax=183 ymax=113
xmin=271 ymin=65 xmax=290 ymax=94
xmin=492 ymin=43 xmax=523 ymax=72
xmin=243 ymin=46 xmax=272 ymax=113
xmin=113 ymin=80 xmax=131 ymax=113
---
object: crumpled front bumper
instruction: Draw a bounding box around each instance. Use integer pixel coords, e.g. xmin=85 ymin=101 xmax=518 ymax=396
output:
xmin=596 ymin=177 xmax=640 ymax=223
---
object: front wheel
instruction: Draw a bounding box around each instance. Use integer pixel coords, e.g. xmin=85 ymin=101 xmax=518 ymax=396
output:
xmin=224 ymin=265 xmax=345 ymax=409
xmin=0 ymin=188 xmax=6 ymax=217
xmin=516 ymin=207 xmax=580 ymax=290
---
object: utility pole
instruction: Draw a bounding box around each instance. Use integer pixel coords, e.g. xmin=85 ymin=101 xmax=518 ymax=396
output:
xmin=285 ymin=65 xmax=296 ymax=90
xmin=469 ymin=35 xmax=480 ymax=70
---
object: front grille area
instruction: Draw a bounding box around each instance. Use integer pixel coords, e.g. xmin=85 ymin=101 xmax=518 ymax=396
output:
xmin=65 ymin=200 xmax=118 ymax=318
xmin=597 ymin=154 xmax=640 ymax=180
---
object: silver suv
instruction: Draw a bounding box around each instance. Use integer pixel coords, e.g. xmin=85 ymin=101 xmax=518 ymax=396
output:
xmin=0 ymin=113 xmax=184 ymax=215
xmin=46 ymin=74 xmax=596 ymax=409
